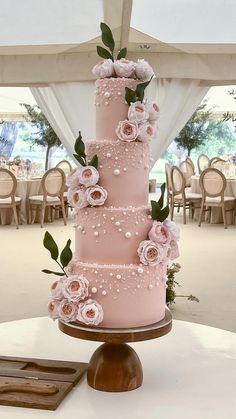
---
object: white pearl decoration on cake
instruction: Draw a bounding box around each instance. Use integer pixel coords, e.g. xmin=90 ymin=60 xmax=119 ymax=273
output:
xmin=114 ymin=169 xmax=120 ymax=176
xmin=106 ymin=153 xmax=111 ymax=158
xmin=104 ymin=92 xmax=110 ymax=98
xmin=109 ymin=273 xmax=113 ymax=277
xmin=116 ymin=274 xmax=121 ymax=280
xmin=115 ymin=221 xmax=120 ymax=226
xmin=118 ymin=228 xmax=122 ymax=232
xmin=91 ymin=287 xmax=97 ymax=294
xmin=135 ymin=232 xmax=139 ymax=236
xmin=137 ymin=267 xmax=143 ymax=274
xmin=94 ymin=231 xmax=99 ymax=236
xmin=102 ymin=290 xmax=107 ymax=296
xmin=125 ymin=232 xmax=132 ymax=238
xmin=123 ymin=168 xmax=127 ymax=172
xmin=148 ymin=284 xmax=153 ymax=290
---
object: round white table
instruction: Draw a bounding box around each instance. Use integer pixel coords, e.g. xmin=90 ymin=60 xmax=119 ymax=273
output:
xmin=0 ymin=317 xmax=235 ymax=418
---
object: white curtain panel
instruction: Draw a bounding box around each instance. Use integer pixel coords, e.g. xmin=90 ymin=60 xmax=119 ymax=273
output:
xmin=150 ymin=78 xmax=209 ymax=165
xmin=31 ymin=81 xmax=95 ymax=157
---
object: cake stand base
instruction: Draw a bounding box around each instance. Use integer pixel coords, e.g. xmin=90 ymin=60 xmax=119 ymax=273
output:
xmin=59 ymin=308 xmax=172 ymax=392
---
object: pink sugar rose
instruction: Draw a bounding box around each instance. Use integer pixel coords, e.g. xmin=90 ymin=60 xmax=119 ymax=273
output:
xmin=137 ymin=240 xmax=167 ymax=266
xmin=62 ymin=275 xmax=89 ymax=302
xmin=116 ymin=120 xmax=138 ymax=142
xmin=85 ymin=185 xmax=107 ymax=206
xmin=50 ymin=278 xmax=64 ymax=300
xmin=137 ymin=122 xmax=154 ymax=142
xmin=66 ymin=168 xmax=80 ymax=189
xmin=114 ymin=58 xmax=135 ymax=78
xmin=48 ymin=300 xmax=60 ymax=320
xmin=167 ymin=240 xmax=180 ymax=260
xmin=163 ymin=219 xmax=180 ymax=242
xmin=68 ymin=187 xmax=88 ymax=210
xmin=128 ymin=101 xmax=149 ymax=123
xmin=78 ymin=166 xmax=99 ymax=187
xmin=92 ymin=59 xmax=114 ymax=78
xmin=135 ymin=59 xmax=154 ymax=82
xmin=148 ymin=221 xmax=171 ymax=245
xmin=146 ymin=101 xmax=160 ymax=121
xmin=77 ymin=299 xmax=104 ymax=326
xmin=58 ymin=299 xmax=77 ymax=322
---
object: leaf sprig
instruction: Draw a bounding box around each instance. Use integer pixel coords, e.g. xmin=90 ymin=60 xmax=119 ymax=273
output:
xmin=125 ymin=77 xmax=153 ymax=105
xmin=42 ymin=231 xmax=72 ymax=277
xmin=97 ymin=22 xmax=127 ymax=62
xmin=73 ymin=131 xmax=98 ymax=169
xmin=150 ymin=183 xmax=170 ymax=222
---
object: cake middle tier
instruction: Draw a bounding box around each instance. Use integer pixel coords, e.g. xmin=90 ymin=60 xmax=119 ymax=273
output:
xmin=86 ymin=139 xmax=150 ymax=207
xmin=75 ymin=206 xmax=152 ymax=264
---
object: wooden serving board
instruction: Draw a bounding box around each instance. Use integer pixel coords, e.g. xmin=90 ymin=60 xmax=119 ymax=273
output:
xmin=0 ymin=356 xmax=87 ymax=410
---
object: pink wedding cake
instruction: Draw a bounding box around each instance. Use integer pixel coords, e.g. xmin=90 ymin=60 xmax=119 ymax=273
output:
xmin=47 ymin=26 xmax=180 ymax=329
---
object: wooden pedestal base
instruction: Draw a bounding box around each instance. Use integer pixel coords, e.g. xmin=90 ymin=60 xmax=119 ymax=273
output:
xmin=59 ymin=309 xmax=172 ymax=392
xmin=87 ymin=343 xmax=143 ymax=392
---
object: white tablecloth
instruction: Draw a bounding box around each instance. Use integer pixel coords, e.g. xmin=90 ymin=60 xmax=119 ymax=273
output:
xmin=0 ymin=317 xmax=235 ymax=419
xmin=191 ymin=175 xmax=236 ymax=224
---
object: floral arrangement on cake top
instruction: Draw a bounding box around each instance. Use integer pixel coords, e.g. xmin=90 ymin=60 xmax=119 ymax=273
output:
xmin=66 ymin=131 xmax=108 ymax=209
xmin=137 ymin=184 xmax=180 ymax=266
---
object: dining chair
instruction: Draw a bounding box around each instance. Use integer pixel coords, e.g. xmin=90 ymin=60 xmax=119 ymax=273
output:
xmin=0 ymin=168 xmax=21 ymax=229
xmin=197 ymin=154 xmax=210 ymax=174
xmin=198 ymin=168 xmax=235 ymax=229
xmin=209 ymin=157 xmax=227 ymax=166
xmin=179 ymin=159 xmax=195 ymax=187
xmin=29 ymin=167 xmax=67 ymax=228
xmin=56 ymin=160 xmax=72 ymax=175
xmin=186 ymin=157 xmax=195 ymax=172
xmin=170 ymin=166 xmax=202 ymax=224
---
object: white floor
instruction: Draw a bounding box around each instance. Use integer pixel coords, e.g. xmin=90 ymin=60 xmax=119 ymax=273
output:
xmin=0 ymin=211 xmax=236 ymax=332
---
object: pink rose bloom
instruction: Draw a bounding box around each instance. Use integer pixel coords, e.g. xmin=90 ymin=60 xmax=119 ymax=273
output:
xmin=137 ymin=122 xmax=154 ymax=142
xmin=58 ymin=299 xmax=77 ymax=322
xmin=167 ymin=240 xmax=180 ymax=260
xmin=116 ymin=120 xmax=138 ymax=142
xmin=66 ymin=168 xmax=80 ymax=189
xmin=78 ymin=166 xmax=99 ymax=187
xmin=62 ymin=275 xmax=89 ymax=302
xmin=135 ymin=59 xmax=154 ymax=82
xmin=163 ymin=219 xmax=180 ymax=241
xmin=48 ymin=300 xmax=60 ymax=320
xmin=146 ymin=101 xmax=160 ymax=121
xmin=77 ymin=299 xmax=104 ymax=326
xmin=114 ymin=58 xmax=135 ymax=78
xmin=68 ymin=187 xmax=88 ymax=210
xmin=92 ymin=59 xmax=114 ymax=78
xmin=50 ymin=278 xmax=64 ymax=300
xmin=128 ymin=101 xmax=149 ymax=123
xmin=85 ymin=185 xmax=108 ymax=206
xmin=137 ymin=240 xmax=167 ymax=266
xmin=148 ymin=221 xmax=171 ymax=245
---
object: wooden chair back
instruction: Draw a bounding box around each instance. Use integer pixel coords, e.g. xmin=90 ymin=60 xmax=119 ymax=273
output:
xmin=179 ymin=160 xmax=194 ymax=186
xmin=41 ymin=168 xmax=65 ymax=199
xmin=171 ymin=166 xmax=186 ymax=195
xmin=0 ymin=168 xmax=17 ymax=200
xmin=209 ymin=157 xmax=226 ymax=166
xmin=186 ymin=157 xmax=195 ymax=171
xmin=197 ymin=154 xmax=210 ymax=174
xmin=56 ymin=160 xmax=72 ymax=175
xmin=199 ymin=168 xmax=226 ymax=198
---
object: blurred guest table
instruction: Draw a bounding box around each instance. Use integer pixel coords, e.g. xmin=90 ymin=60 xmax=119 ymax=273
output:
xmin=191 ymin=175 xmax=236 ymax=223
xmin=0 ymin=317 xmax=235 ymax=418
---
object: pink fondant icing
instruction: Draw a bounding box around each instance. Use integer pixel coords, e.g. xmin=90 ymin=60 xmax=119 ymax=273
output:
xmin=69 ymin=261 xmax=167 ymax=328
xmin=86 ymin=140 xmax=150 ymax=207
xmin=95 ymin=78 xmax=138 ymax=141
xmin=75 ymin=206 xmax=153 ymax=264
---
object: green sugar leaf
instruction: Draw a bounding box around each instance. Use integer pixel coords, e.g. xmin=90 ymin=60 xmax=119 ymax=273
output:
xmin=89 ymin=154 xmax=98 ymax=169
xmin=101 ymin=22 xmax=115 ymax=53
xmin=43 ymin=231 xmax=59 ymax=261
xmin=158 ymin=205 xmax=170 ymax=222
xmin=158 ymin=182 xmax=166 ymax=209
xmin=117 ymin=47 xmax=127 ymax=60
xmin=73 ymin=154 xmax=87 ymax=166
xmin=135 ymin=77 xmax=153 ymax=103
xmin=125 ymin=87 xmax=137 ymax=106
xmin=60 ymin=239 xmax=73 ymax=268
xmin=74 ymin=131 xmax=86 ymax=158
xmin=97 ymin=46 xmax=113 ymax=60
xmin=42 ymin=269 xmax=65 ymax=277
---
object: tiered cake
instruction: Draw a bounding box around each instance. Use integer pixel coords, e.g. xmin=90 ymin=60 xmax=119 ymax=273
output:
xmin=47 ymin=31 xmax=180 ymax=329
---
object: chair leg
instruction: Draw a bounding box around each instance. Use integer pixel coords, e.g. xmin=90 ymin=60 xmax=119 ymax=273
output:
xmin=222 ymin=204 xmax=227 ymax=229
xmin=198 ymin=199 xmax=205 ymax=227
xmin=183 ymin=200 xmax=186 ymax=224
xmin=177 ymin=204 xmax=180 ymax=213
xmin=61 ymin=200 xmax=67 ymax=226
xmin=12 ymin=204 xmax=19 ymax=229
xmin=30 ymin=203 xmax=37 ymax=224
xmin=170 ymin=196 xmax=174 ymax=221
xmin=41 ymin=203 xmax=46 ymax=228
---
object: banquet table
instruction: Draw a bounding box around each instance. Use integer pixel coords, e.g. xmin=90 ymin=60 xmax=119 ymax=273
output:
xmin=191 ymin=175 xmax=236 ymax=224
xmin=0 ymin=317 xmax=235 ymax=419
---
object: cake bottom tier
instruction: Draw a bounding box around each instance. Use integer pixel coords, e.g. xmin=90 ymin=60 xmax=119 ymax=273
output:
xmin=68 ymin=260 xmax=167 ymax=328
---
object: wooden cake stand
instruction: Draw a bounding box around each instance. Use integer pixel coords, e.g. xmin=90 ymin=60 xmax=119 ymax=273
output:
xmin=59 ymin=308 xmax=172 ymax=393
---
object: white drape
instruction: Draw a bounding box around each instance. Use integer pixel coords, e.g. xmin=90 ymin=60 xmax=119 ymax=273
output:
xmin=31 ymin=78 xmax=209 ymax=165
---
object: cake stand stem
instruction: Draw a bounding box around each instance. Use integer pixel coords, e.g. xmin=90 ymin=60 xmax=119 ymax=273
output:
xmin=87 ymin=342 xmax=143 ymax=392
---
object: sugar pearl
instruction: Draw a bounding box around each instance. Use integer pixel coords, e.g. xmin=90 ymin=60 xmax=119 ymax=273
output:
xmin=115 ymin=156 xmax=118 ymax=160
xmin=132 ymin=272 xmax=136 ymax=276
xmin=94 ymin=231 xmax=99 ymax=236
xmin=102 ymin=290 xmax=107 ymax=296
xmin=92 ymin=225 xmax=95 ymax=229
xmin=99 ymin=165 xmax=103 ymax=169
xmin=123 ymin=168 xmax=127 ymax=172
xmin=114 ymin=169 xmax=120 ymax=176
xmin=99 ymin=285 xmax=103 ymax=288
xmin=118 ymin=228 xmax=122 ymax=232
xmin=78 ymin=225 xmax=82 ymax=230
xmin=97 ymin=223 xmax=101 ymax=227
xmin=82 ymin=230 xmax=86 ymax=234
xmin=115 ymin=221 xmax=120 ymax=226
xmin=104 ymin=92 xmax=110 ymax=98
xmin=91 ymin=287 xmax=97 ymax=294
xmin=137 ymin=267 xmax=143 ymax=274
xmin=116 ymin=274 xmax=121 ymax=280
xmin=148 ymin=284 xmax=153 ymax=290
xmin=148 ymin=215 xmax=152 ymax=219
xmin=118 ymin=92 xmax=121 ymax=95
xmin=94 ymin=270 xmax=98 ymax=275
xmin=106 ymin=153 xmax=111 ymax=158
xmin=135 ymin=232 xmax=139 ymax=236
xmin=117 ymin=289 xmax=120 ymax=293
xmin=109 ymin=273 xmax=113 ymax=277
xmin=105 ymin=101 xmax=109 ymax=106
xmin=135 ymin=221 xmax=139 ymax=225
xmin=111 ymin=217 xmax=114 ymax=221
xmin=125 ymin=232 xmax=132 ymax=238
xmin=137 ymin=284 xmax=141 ymax=289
